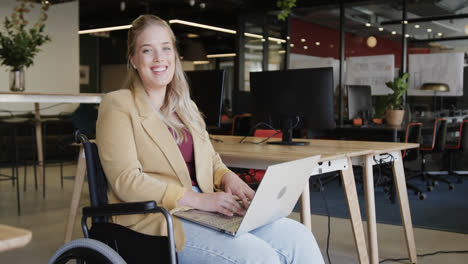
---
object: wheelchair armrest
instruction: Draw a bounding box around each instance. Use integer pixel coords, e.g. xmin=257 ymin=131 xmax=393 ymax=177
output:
xmin=82 ymin=200 xmax=164 ymax=218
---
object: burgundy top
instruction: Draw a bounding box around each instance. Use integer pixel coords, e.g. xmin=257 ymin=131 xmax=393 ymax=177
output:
xmin=169 ymin=127 xmax=197 ymax=186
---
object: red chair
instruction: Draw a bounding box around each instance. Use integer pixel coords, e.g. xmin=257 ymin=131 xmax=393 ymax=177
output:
xmin=401 ymin=122 xmax=426 ymax=200
xmin=231 ymin=114 xmax=251 ymax=136
xmin=419 ymin=118 xmax=454 ymax=191
xmin=444 ymin=120 xmax=468 ymax=183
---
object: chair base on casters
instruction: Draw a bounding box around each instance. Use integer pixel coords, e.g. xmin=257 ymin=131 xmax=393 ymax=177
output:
xmin=426 ymin=171 xmax=455 ymax=191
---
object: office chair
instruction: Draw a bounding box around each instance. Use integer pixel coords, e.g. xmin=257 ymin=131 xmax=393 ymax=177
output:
xmin=235 ymin=129 xmax=282 ymax=189
xmin=401 ymin=122 xmax=426 ymax=200
xmin=443 ymin=120 xmax=468 ymax=183
xmin=0 ymin=117 xmax=30 ymax=215
xmin=74 ymin=131 xmax=178 ymax=264
xmin=231 ymin=114 xmax=252 ymax=136
xmin=420 ymin=118 xmax=454 ymax=191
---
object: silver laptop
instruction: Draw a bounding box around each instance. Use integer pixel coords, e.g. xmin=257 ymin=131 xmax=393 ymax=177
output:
xmin=174 ymin=155 xmax=320 ymax=236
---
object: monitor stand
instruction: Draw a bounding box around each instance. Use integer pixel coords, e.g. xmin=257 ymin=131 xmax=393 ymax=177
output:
xmin=266 ymin=117 xmax=309 ymax=146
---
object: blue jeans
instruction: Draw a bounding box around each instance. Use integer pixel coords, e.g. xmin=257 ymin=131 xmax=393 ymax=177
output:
xmin=177 ymin=187 xmax=324 ymax=264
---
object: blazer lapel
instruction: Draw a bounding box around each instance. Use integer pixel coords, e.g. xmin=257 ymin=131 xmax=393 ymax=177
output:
xmin=178 ymin=111 xmax=214 ymax=193
xmin=133 ymin=82 xmax=192 ymax=188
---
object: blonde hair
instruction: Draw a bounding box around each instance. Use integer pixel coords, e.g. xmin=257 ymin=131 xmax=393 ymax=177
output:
xmin=124 ymin=15 xmax=206 ymax=143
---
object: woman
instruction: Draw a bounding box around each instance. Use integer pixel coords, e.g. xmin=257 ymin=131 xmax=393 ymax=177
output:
xmin=96 ymin=14 xmax=324 ymax=264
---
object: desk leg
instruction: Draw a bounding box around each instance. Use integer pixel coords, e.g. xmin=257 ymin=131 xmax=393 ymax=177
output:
xmin=34 ymin=103 xmax=45 ymax=198
xmin=64 ymin=146 xmax=86 ymax=244
xmin=392 ymin=152 xmax=417 ymax=264
xmin=300 ymin=184 xmax=312 ymax=231
xmin=341 ymin=158 xmax=369 ymax=264
xmin=364 ymin=155 xmax=379 ymax=264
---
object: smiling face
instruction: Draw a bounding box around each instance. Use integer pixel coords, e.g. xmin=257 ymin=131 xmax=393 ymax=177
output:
xmin=130 ymin=24 xmax=176 ymax=91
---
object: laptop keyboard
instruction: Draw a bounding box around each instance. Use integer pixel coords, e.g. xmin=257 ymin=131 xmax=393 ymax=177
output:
xmin=176 ymin=210 xmax=243 ymax=233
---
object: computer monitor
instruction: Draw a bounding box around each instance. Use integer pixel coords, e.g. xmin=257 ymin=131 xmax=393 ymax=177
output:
xmin=250 ymin=67 xmax=335 ymax=145
xmin=185 ymin=70 xmax=225 ymax=128
xmin=347 ymin=85 xmax=372 ymax=121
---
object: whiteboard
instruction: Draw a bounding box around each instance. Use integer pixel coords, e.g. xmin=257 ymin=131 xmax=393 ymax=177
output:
xmin=408 ymin=53 xmax=464 ymax=96
xmin=345 ymin=54 xmax=395 ymax=95
xmin=289 ymin=54 xmax=342 ymax=94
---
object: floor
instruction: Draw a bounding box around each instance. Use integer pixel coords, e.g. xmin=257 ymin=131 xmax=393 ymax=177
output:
xmin=1 ymin=164 xmax=468 ymax=263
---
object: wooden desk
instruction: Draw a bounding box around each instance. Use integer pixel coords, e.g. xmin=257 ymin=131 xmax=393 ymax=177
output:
xmin=0 ymin=92 xmax=103 ymax=198
xmin=212 ymin=136 xmax=376 ymax=263
xmin=0 ymin=224 xmax=32 ymax=253
xmin=212 ymin=136 xmax=418 ymax=264
xmin=341 ymin=140 xmax=418 ymax=264
xmin=64 ymin=135 xmax=418 ymax=264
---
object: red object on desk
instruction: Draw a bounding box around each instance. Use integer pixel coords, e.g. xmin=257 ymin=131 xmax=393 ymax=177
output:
xmin=353 ymin=118 xmax=363 ymax=126
xmin=372 ymin=118 xmax=383 ymax=125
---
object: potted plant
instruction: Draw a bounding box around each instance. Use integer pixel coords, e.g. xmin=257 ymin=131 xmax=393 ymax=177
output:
xmin=384 ymin=72 xmax=409 ymax=127
xmin=0 ymin=0 xmax=51 ymax=92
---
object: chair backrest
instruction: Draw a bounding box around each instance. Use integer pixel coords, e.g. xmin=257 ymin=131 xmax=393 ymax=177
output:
xmin=434 ymin=119 xmax=448 ymax=152
xmin=254 ymin=129 xmax=283 ymax=138
xmin=461 ymin=120 xmax=468 ymax=151
xmin=422 ymin=118 xmax=446 ymax=151
xmin=403 ymin=122 xmax=422 ymax=160
xmin=75 ymin=131 xmax=109 ymax=223
xmin=232 ymin=113 xmax=252 ymax=136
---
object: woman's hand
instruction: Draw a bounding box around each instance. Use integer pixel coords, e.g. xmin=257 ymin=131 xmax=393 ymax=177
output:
xmin=178 ymin=190 xmax=246 ymax=216
xmin=221 ymin=172 xmax=255 ymax=210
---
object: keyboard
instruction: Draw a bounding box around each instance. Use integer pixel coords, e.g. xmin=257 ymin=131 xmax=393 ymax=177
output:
xmin=175 ymin=209 xmax=243 ymax=233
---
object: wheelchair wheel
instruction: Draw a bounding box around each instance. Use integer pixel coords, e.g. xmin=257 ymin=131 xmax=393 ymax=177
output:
xmin=48 ymin=238 xmax=126 ymax=264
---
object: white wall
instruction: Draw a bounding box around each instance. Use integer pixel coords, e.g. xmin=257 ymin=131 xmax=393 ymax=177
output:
xmin=0 ymin=1 xmax=79 ymax=116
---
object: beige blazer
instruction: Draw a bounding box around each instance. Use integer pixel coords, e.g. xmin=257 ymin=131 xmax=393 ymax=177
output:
xmin=96 ymin=80 xmax=231 ymax=251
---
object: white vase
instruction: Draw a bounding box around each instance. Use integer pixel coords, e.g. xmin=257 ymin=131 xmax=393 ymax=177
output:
xmin=10 ymin=69 xmax=25 ymax=92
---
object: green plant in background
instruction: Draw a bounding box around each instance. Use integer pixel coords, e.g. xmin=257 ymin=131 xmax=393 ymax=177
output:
xmin=277 ymin=0 xmax=296 ymax=21
xmin=385 ymin=72 xmax=409 ymax=110
xmin=0 ymin=0 xmax=51 ymax=71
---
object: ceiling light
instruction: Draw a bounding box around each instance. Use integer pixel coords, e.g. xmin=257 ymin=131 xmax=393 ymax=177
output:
xmin=414 ymin=25 xmax=420 ymax=28
xmin=199 ymin=2 xmax=206 ymax=9
xmin=170 ymin=19 xmax=285 ymax=43
xmin=427 ymin=28 xmax=432 ymax=32
xmin=301 ymin=38 xmax=306 ymax=42
xmin=391 ymin=31 xmax=396 ymax=35
xmin=365 ymin=23 xmax=371 ymax=27
xmin=79 ymin=19 xmax=286 ymax=43
xmin=278 ymin=50 xmax=286 ymax=54
xmin=437 ymin=32 xmax=443 ymax=36
xmin=261 ymin=38 xmax=266 ymax=42
xmin=290 ymin=43 xmax=294 ymax=47
xmin=405 ymin=34 xmax=410 ymax=38
xmin=170 ymin=19 xmax=235 ymax=34
xmin=403 ymin=20 xmax=408 ymax=24
xmin=120 ymin=1 xmax=126 ymax=11
xmin=378 ymin=27 xmax=384 ymax=31
xmin=315 ymin=42 xmax=320 ymax=46
xmin=303 ymin=46 xmax=308 ymax=50
xmin=193 ymin=60 xmax=210 ymax=65
xmin=206 ymin=53 xmax=236 ymax=58
xmin=286 ymin=36 xmax=290 ymax=40
xmin=187 ymin=33 xmax=199 ymax=38
xmin=189 ymin=0 xmax=195 ymax=6
xmin=366 ymin=36 xmax=377 ymax=48
xmin=78 ymin=24 xmax=132 ymax=34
